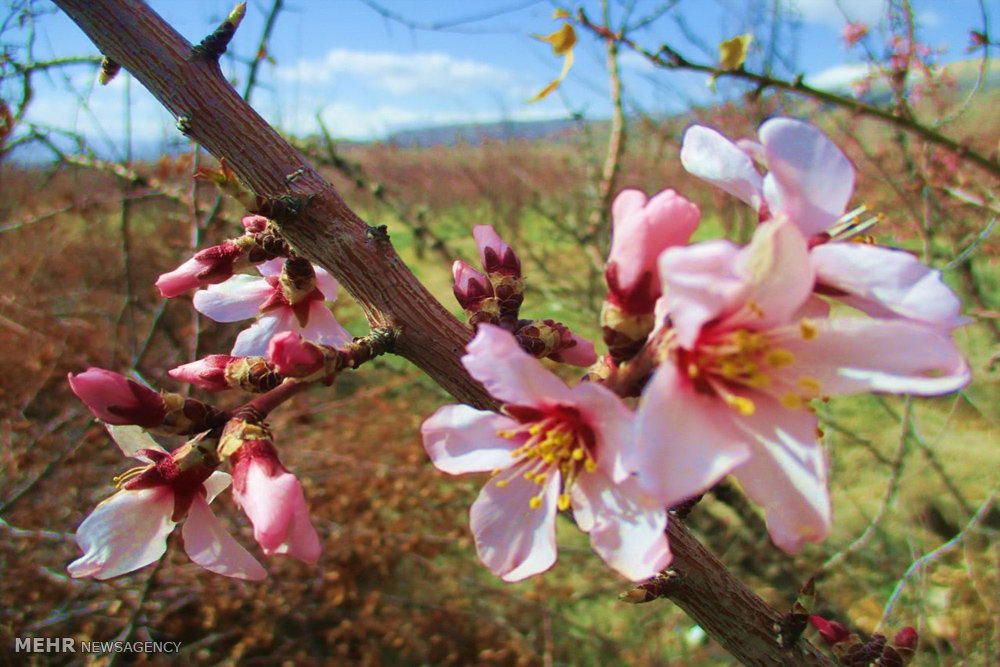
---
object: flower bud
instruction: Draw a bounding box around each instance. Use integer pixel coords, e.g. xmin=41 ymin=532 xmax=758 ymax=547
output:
xmin=605 ymin=188 xmax=699 ymax=315
xmin=452 ymin=260 xmax=499 ymax=326
xmin=68 ymin=368 xmax=166 ymax=428
xmin=514 ymin=319 xmax=597 ymax=367
xmin=268 ymin=332 xmax=326 ymax=378
xmin=169 ymin=355 xmax=241 ymax=392
xmin=241 ymin=214 xmax=269 ymax=234
xmin=473 ymin=226 xmax=523 ymax=327
xmin=156 ymin=240 xmax=245 ymax=297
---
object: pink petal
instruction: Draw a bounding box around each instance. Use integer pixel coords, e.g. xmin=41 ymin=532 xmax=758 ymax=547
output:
xmin=470 ymin=466 xmax=559 ymax=582
xmin=270 ymin=496 xmax=322 ymax=564
xmin=771 ymin=318 xmax=971 ymax=396
xmin=725 ymin=219 xmax=814 ymax=331
xmin=681 ymin=125 xmax=764 ymax=210
xmin=811 ymin=242 xmax=969 ymax=329
xmin=193 ymin=275 xmax=273 ymax=322
xmin=421 ymin=405 xmax=518 ymax=474
xmin=182 ymin=495 xmax=267 ymax=580
xmin=256 ymin=258 xmax=286 ymax=277
xmin=462 ymin=325 xmax=574 ymax=407
xmin=632 ymin=364 xmax=751 ymax=505
xmin=658 ymin=239 xmax=744 ymax=348
xmin=106 ymin=424 xmax=167 ymax=460
xmin=611 ymin=188 xmax=648 ymax=222
xmin=572 ymin=473 xmax=671 ymax=581
xmin=300 ymin=302 xmax=352 ymax=348
xmin=231 ymin=313 xmax=285 ymax=357
xmin=759 ymin=118 xmax=854 ymax=237
xmin=68 ymin=488 xmax=176 ymax=579
xmin=549 ymin=334 xmax=598 ymax=367
xmin=566 ymin=382 xmax=635 ymax=482
xmin=313 ymin=265 xmax=339 ymax=302
xmin=729 ymin=395 xmax=831 ymax=552
xmin=155 ymin=256 xmax=208 ymax=297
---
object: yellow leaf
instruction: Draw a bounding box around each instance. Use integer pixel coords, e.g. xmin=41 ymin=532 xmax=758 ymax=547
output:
xmin=534 ymin=23 xmax=576 ymax=55
xmin=529 ymin=48 xmax=574 ymax=102
xmin=718 ymin=33 xmax=752 ymax=71
xmin=552 ymin=8 xmax=571 ymax=19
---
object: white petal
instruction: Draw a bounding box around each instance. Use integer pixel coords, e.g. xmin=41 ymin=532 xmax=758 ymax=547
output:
xmin=256 ymin=258 xmax=285 ymax=277
xmin=730 ymin=395 xmax=831 ymax=552
xmin=182 ymin=496 xmax=267 ymax=580
xmin=462 ymin=325 xmax=573 ymax=407
xmin=470 ymin=466 xmax=559 ymax=582
xmin=811 ymin=242 xmax=970 ymax=329
xmin=421 ymin=405 xmax=518 ymax=474
xmin=681 ymin=125 xmax=763 ymax=210
xmin=573 ymin=473 xmax=671 ymax=581
xmin=68 ymin=488 xmax=176 ymax=580
xmin=193 ymin=275 xmax=273 ymax=322
xmin=300 ymin=303 xmax=352 ymax=348
xmin=106 ymin=424 xmax=166 ymax=460
xmin=771 ymin=318 xmax=971 ymax=396
xmin=231 ymin=314 xmax=284 ymax=357
xmin=313 ymin=265 xmax=339 ymax=301
xmin=759 ymin=118 xmax=854 ymax=237
xmin=203 ymin=472 xmax=232 ymax=503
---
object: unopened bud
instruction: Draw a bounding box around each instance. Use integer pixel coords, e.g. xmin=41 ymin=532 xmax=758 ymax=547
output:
xmin=169 ymin=355 xmax=241 ymax=392
xmin=156 ymin=240 xmax=245 ymax=297
xmin=473 ymin=225 xmax=523 ymax=326
xmin=514 ymin=320 xmax=597 ymax=367
xmin=452 ymin=260 xmax=499 ymax=326
xmin=68 ymin=368 xmax=166 ymax=428
xmin=601 ymin=301 xmax=655 ymax=364
xmin=218 ymin=417 xmax=272 ymax=459
xmin=268 ymin=332 xmax=326 ymax=378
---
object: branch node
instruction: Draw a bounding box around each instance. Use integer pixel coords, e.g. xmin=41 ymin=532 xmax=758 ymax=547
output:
xmin=619 ymin=569 xmax=682 ymax=604
xmin=366 ymin=224 xmax=390 ymax=245
xmin=98 ymin=55 xmax=120 ymax=85
xmin=175 ymin=114 xmax=192 ymax=135
xmin=190 ymin=2 xmax=246 ymax=62
xmin=256 ymin=194 xmax=313 ymax=222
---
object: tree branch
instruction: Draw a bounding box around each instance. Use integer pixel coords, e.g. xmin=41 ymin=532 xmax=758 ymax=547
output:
xmin=52 ymin=1 xmax=831 ymax=663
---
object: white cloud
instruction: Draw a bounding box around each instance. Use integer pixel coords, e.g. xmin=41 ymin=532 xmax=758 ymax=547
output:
xmin=804 ymin=62 xmax=872 ymax=91
xmin=275 ymin=48 xmax=516 ymax=95
xmin=786 ymin=0 xmax=886 ymax=26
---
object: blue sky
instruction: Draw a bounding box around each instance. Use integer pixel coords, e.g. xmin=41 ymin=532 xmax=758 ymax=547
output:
xmin=4 ymin=0 xmax=994 ymax=155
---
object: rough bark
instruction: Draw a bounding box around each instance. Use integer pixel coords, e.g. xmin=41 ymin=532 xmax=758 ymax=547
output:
xmin=52 ymin=1 xmax=832 ymax=664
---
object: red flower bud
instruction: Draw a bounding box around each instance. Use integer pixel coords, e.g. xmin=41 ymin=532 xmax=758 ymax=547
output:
xmin=68 ymin=368 xmax=166 ymax=428
xmin=268 ymin=332 xmax=326 ymax=377
xmin=168 ymin=355 xmax=241 ymax=392
xmin=155 ymin=240 xmax=244 ymax=297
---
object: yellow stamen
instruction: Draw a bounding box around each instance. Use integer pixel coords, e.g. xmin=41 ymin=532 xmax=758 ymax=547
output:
xmin=799 ymin=318 xmax=818 ymax=341
xmin=557 ymin=494 xmax=571 ymax=511
xmin=781 ymin=393 xmax=804 ymax=410
xmin=585 ymin=459 xmax=597 ymax=473
xmin=112 ymin=465 xmax=150 ymax=488
xmin=495 ymin=479 xmax=509 ymax=489
xmin=726 ymin=395 xmax=756 ymax=416
xmin=797 ymin=376 xmax=822 ymax=393
xmin=529 ymin=496 xmax=543 ymax=510
xmin=766 ymin=349 xmax=796 ymax=368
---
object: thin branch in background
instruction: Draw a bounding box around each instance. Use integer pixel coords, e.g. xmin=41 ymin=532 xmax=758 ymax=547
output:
xmin=945 ymin=215 xmax=998 ymax=269
xmin=876 ymin=484 xmax=998 ymax=632
xmin=113 ymin=72 xmax=137 ymax=359
xmin=0 ymin=410 xmax=88 ymax=514
xmin=821 ymin=398 xmax=912 ymax=573
xmin=107 ymin=557 xmax=164 ymax=667
xmin=241 ymin=0 xmax=284 ymax=103
xmin=574 ymin=13 xmax=1000 ymax=180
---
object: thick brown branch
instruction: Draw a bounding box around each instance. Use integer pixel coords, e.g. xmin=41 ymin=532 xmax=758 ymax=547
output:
xmin=53 ymin=1 xmax=832 ymax=664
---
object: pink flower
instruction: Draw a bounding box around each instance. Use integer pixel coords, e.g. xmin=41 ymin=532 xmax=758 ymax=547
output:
xmin=168 ymin=355 xmax=240 ymax=392
xmin=606 ymin=188 xmax=700 ymax=314
xmin=267 ymin=331 xmax=326 ymax=378
xmin=68 ymin=425 xmax=266 ymax=580
xmin=842 ymin=22 xmax=869 ymax=48
xmin=473 ymin=225 xmax=520 ymax=278
xmin=680 ymin=118 xmax=968 ymax=330
xmin=421 ymin=325 xmax=670 ymax=582
xmin=193 ymin=257 xmax=351 ymax=356
xmin=630 ymin=221 xmax=970 ymax=552
xmin=230 ymin=438 xmax=321 ymax=563
xmin=156 ymin=240 xmax=245 ymax=297
xmin=68 ymin=368 xmax=166 ymax=428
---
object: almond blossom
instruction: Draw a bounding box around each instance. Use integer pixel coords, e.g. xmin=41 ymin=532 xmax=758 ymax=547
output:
xmin=421 ymin=325 xmax=669 ymax=582
xmin=680 ymin=117 xmax=968 ymax=330
xmin=68 ymin=368 xmax=166 ymax=428
xmin=229 ymin=437 xmax=321 ymax=564
xmin=193 ymin=257 xmax=351 ymax=356
xmin=68 ymin=425 xmax=266 ymax=581
xmin=630 ymin=220 xmax=971 ymax=552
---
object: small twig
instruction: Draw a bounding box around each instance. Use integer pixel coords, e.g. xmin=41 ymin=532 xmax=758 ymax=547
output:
xmin=877 ymin=484 xmax=998 ymax=632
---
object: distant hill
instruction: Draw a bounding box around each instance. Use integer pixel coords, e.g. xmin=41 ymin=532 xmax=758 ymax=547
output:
xmin=381 ymin=117 xmax=588 ymax=148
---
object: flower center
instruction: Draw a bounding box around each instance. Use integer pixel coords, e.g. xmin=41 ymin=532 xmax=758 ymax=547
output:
xmin=497 ymin=405 xmax=597 ymax=511
xmin=680 ymin=320 xmax=822 ymax=415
